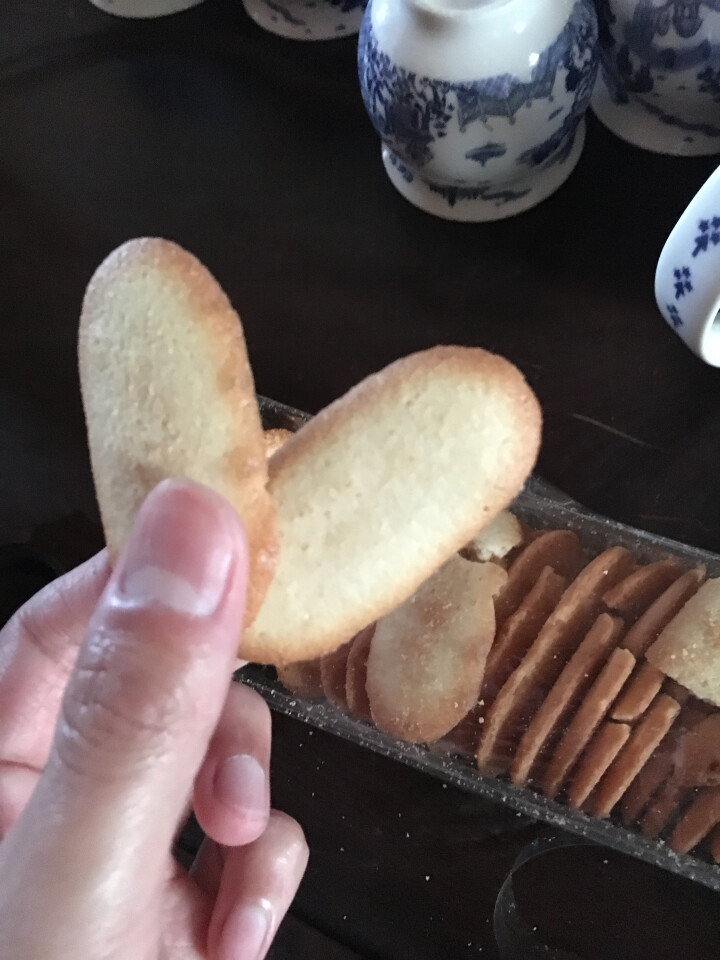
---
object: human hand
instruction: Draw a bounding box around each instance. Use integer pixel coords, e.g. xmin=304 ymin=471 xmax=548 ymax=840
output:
xmin=0 ymin=479 xmax=308 ymax=960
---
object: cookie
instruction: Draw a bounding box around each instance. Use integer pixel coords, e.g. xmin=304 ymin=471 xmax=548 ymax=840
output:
xmin=476 ymin=548 xmax=632 ymax=776
xmin=460 ymin=510 xmax=524 ymax=563
xmin=622 ymin=568 xmax=705 ymax=658
xmin=603 ymin=561 xmax=681 ymax=624
xmin=320 ymin=641 xmax=353 ymax=710
xmin=610 ymin=662 xmax=665 ymax=724
xmin=367 ymin=556 xmax=506 ymax=743
xmin=79 ymin=238 xmax=277 ymax=627
xmin=647 ymin=579 xmax=720 ymax=707
xmin=671 ymin=787 xmax=720 ymax=855
xmin=542 ymin=647 xmax=635 ymax=799
xmin=481 ymin=565 xmax=567 ymax=707
xmin=493 ymin=530 xmax=583 ymax=629
xmin=590 ymin=694 xmax=681 ymax=819
xmin=264 ymin=428 xmax=293 ymax=458
xmin=566 ymin=722 xmax=631 ymax=810
xmin=244 ymin=347 xmax=541 ymax=664
xmin=511 ymin=612 xmax=624 ymax=786
xmin=276 ymin=660 xmax=324 ymax=698
xmin=345 ymin=626 xmax=374 ymax=722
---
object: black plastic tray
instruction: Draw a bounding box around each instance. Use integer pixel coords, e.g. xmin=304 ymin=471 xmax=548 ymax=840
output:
xmin=245 ymin=395 xmax=720 ymax=894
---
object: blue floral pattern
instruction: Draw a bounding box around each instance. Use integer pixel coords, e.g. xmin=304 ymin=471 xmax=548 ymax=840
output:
xmin=357 ymin=1 xmax=598 ymax=177
xmin=673 ymin=266 xmax=693 ymax=298
xmin=693 ymin=216 xmax=720 ymax=256
xmin=662 ymin=218 xmax=720 ymax=332
xmin=667 ymin=303 xmax=684 ymax=327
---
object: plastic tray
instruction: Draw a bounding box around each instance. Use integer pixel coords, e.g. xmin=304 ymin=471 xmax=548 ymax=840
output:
xmin=242 ymin=396 xmax=720 ymax=893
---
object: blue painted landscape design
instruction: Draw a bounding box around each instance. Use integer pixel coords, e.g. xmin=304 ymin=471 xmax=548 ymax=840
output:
xmin=260 ymin=0 xmax=365 ymax=32
xmin=596 ymin=0 xmax=720 ymax=138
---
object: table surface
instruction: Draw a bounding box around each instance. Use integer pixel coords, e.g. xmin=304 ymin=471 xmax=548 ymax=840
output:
xmin=2 ymin=1 xmax=720 ymax=957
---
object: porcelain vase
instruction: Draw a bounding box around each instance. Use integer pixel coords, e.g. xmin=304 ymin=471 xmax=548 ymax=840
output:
xmin=357 ymin=0 xmax=599 ymax=222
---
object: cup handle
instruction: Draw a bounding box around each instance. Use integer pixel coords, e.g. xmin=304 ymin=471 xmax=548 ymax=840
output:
xmin=655 ymin=167 xmax=720 ymax=367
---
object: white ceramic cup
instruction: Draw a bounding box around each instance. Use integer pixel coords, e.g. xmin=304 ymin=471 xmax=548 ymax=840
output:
xmin=656 ymin=166 xmax=720 ymax=366
xmin=88 ymin=0 xmax=205 ymax=16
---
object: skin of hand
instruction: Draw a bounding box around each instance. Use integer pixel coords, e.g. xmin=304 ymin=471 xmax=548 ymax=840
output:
xmin=0 ymin=479 xmax=308 ymax=960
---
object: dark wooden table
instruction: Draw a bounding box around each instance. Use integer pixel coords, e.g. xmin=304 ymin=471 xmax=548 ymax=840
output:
xmin=2 ymin=2 xmax=720 ymax=956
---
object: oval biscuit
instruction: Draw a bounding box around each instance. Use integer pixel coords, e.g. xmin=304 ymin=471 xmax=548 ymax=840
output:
xmin=243 ymin=347 xmax=541 ymax=664
xmin=79 ymin=238 xmax=277 ymax=627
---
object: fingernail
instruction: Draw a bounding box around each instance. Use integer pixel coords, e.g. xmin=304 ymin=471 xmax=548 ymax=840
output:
xmin=113 ymin=480 xmax=239 ymax=617
xmin=219 ymin=899 xmax=272 ymax=960
xmin=214 ymin=753 xmax=267 ymax=821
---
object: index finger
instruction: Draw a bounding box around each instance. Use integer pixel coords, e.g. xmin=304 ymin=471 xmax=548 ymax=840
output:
xmin=0 ymin=551 xmax=110 ymax=770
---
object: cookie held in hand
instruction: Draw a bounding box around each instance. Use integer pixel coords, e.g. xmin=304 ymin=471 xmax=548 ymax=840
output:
xmin=79 ymin=237 xmax=278 ymax=626
xmin=80 ymin=240 xmax=541 ymax=666
xmin=246 ymin=346 xmax=542 ymax=664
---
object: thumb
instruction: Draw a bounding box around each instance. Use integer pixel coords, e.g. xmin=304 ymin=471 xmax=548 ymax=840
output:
xmin=0 ymin=480 xmax=248 ymax=951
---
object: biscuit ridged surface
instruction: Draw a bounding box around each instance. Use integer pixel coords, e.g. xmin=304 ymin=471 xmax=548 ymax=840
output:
xmin=244 ymin=346 xmax=541 ymax=663
xmin=79 ymin=237 xmax=277 ymax=626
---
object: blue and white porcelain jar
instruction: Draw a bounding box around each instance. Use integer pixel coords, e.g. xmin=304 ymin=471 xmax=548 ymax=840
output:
xmin=357 ymin=0 xmax=598 ymax=221
xmin=592 ymin=1 xmax=720 ymax=156
xmin=242 ymin=0 xmax=366 ymax=39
